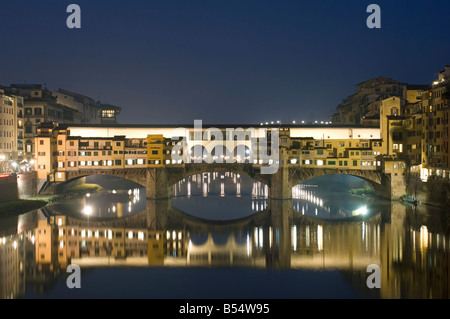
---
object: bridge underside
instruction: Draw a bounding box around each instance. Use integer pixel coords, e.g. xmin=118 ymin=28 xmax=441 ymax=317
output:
xmin=59 ymin=164 xmax=404 ymax=200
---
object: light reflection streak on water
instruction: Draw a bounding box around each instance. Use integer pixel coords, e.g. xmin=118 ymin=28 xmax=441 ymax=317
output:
xmin=174 ymin=172 xmax=269 ymax=215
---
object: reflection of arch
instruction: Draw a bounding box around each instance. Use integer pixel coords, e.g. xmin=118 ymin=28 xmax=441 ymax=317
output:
xmin=211 ymin=233 xmax=229 ymax=246
xmin=233 ymin=231 xmax=248 ymax=245
xmin=190 ymin=233 xmax=208 ymax=246
xmin=233 ymin=146 xmax=251 ymax=163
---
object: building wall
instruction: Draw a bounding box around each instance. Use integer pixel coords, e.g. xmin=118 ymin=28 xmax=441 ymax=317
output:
xmin=0 ymin=175 xmax=18 ymax=203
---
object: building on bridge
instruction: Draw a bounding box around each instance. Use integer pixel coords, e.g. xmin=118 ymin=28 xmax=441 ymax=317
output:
xmin=34 ymin=122 xmax=385 ymax=181
xmin=32 ymin=121 xmax=411 ymax=200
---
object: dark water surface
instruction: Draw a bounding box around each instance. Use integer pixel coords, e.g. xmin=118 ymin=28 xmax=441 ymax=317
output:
xmin=1 ymin=173 xmax=450 ymax=299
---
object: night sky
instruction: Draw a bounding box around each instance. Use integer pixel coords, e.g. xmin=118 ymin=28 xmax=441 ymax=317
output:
xmin=1 ymin=0 xmax=449 ymax=125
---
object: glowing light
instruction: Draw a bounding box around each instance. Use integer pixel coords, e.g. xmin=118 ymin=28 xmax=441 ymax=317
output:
xmin=353 ymin=205 xmax=368 ymax=216
xmin=317 ymin=225 xmax=323 ymax=251
xmin=83 ymin=205 xmax=92 ymax=215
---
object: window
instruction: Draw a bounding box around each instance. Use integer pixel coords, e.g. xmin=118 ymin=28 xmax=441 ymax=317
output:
xmin=116 ymin=142 xmax=121 ymax=147
xmin=115 ymin=160 xmax=121 ymax=165
xmin=391 ymin=107 xmax=398 ymax=116
xmin=25 ymin=121 xmax=33 ymax=134
xmin=353 ymin=160 xmax=358 ymax=166
xmin=102 ymin=110 xmax=115 ymax=118
xmin=152 ymin=150 xmax=158 ymax=155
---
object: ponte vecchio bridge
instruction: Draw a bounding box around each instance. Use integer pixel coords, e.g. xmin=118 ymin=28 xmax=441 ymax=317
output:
xmin=36 ymin=122 xmax=407 ymax=200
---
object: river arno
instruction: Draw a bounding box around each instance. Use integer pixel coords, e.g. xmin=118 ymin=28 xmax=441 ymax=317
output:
xmin=1 ymin=173 xmax=450 ymax=299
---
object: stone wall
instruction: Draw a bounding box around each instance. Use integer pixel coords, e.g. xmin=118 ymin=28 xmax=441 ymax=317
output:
xmin=425 ymin=176 xmax=450 ymax=207
xmin=17 ymin=172 xmax=37 ymax=198
xmin=405 ymin=173 xmax=450 ymax=207
xmin=0 ymin=175 xmax=18 ymax=202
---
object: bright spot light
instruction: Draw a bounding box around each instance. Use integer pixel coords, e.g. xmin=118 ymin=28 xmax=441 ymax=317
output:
xmin=86 ymin=193 xmax=90 ymax=197
xmin=353 ymin=205 xmax=368 ymax=216
xmin=83 ymin=205 xmax=93 ymax=215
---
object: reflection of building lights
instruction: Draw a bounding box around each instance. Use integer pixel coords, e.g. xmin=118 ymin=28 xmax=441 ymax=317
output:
xmin=317 ymin=225 xmax=323 ymax=251
xmin=420 ymin=225 xmax=428 ymax=250
xmin=83 ymin=205 xmax=92 ymax=215
xmin=13 ymin=240 xmax=17 ymax=250
xmin=292 ymin=225 xmax=297 ymax=251
xmin=353 ymin=205 xmax=368 ymax=216
xmin=86 ymin=193 xmax=90 ymax=197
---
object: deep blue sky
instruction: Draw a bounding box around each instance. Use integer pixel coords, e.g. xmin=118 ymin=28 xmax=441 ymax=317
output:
xmin=1 ymin=0 xmax=449 ymax=124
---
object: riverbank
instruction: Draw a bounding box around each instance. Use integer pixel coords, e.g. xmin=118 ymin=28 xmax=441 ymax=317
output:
xmin=0 ymin=198 xmax=49 ymax=217
xmin=0 ymin=183 xmax=104 ymax=218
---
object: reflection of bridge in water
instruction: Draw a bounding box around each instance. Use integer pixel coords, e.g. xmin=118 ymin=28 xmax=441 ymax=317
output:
xmin=3 ymin=198 xmax=450 ymax=298
xmin=38 ymin=199 xmax=396 ymax=274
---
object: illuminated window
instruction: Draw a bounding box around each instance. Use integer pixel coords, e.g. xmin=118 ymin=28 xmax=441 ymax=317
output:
xmin=102 ymin=110 xmax=115 ymax=118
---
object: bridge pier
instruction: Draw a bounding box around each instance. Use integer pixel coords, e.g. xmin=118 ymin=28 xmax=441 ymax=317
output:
xmin=145 ymin=168 xmax=173 ymax=200
xmin=269 ymin=167 xmax=292 ymax=200
xmin=374 ymin=158 xmax=407 ymax=201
